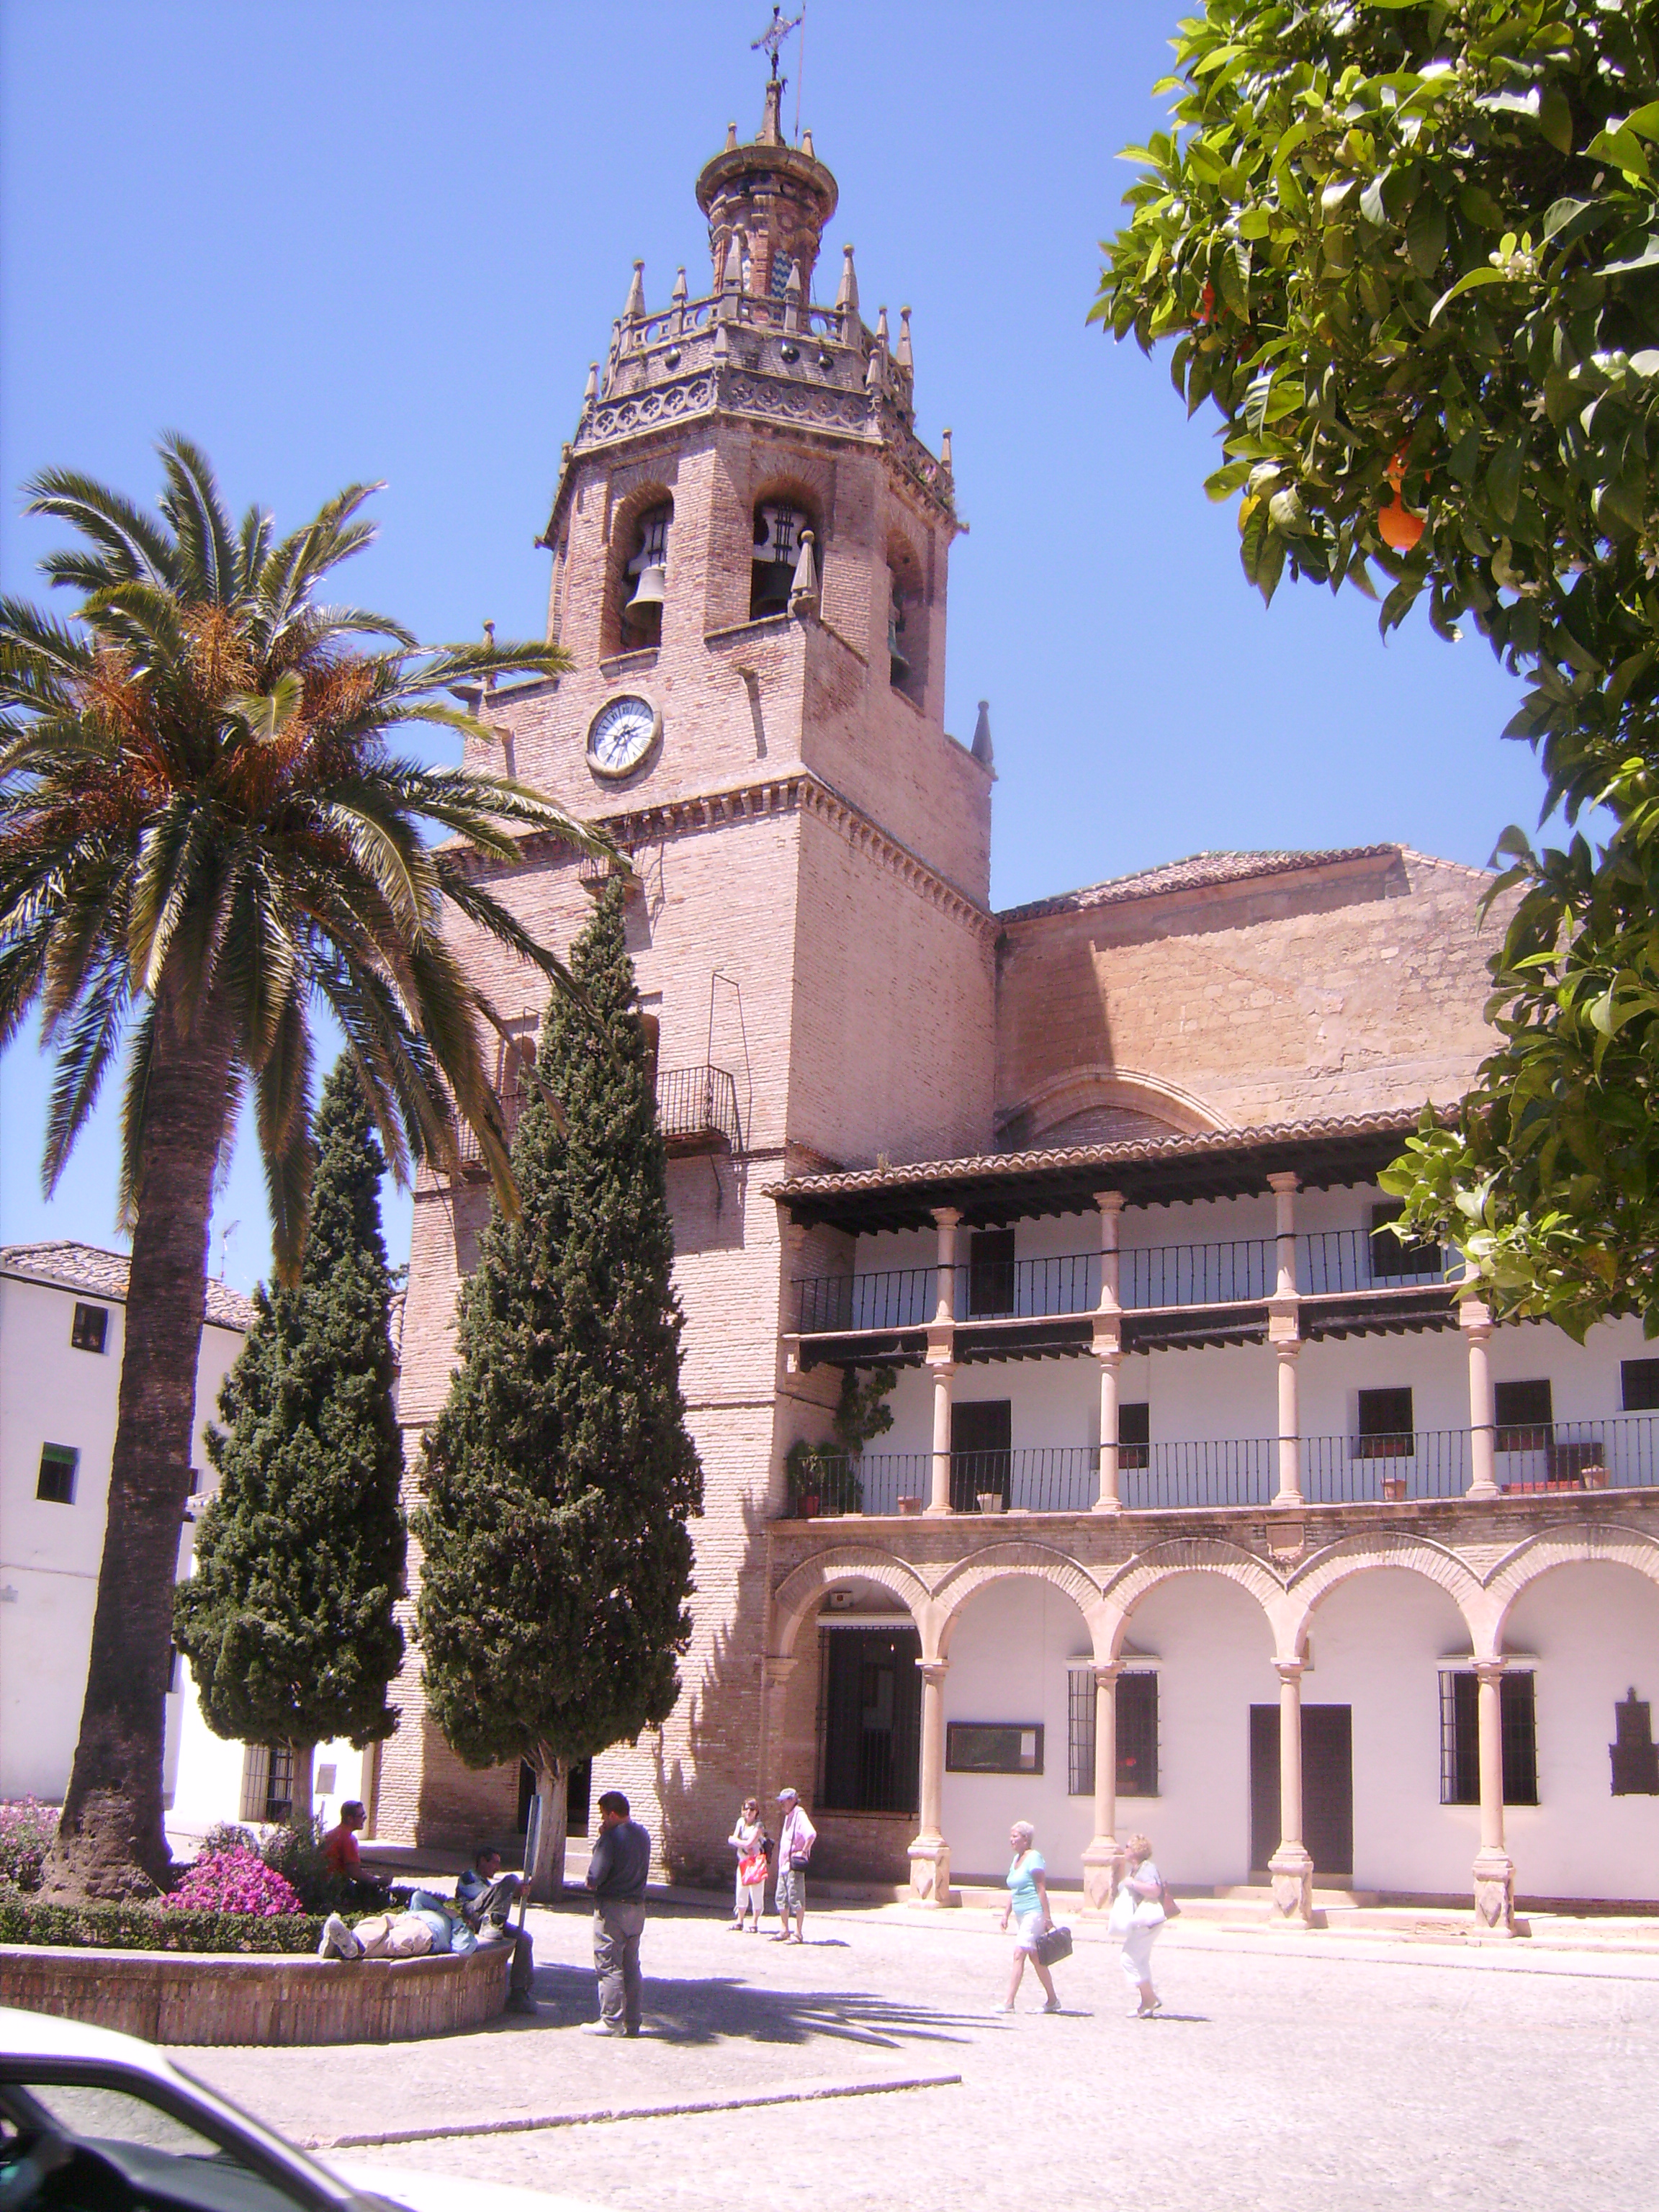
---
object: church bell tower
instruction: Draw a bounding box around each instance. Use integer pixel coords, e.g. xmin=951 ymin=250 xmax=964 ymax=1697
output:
xmin=385 ymin=80 xmax=998 ymax=1871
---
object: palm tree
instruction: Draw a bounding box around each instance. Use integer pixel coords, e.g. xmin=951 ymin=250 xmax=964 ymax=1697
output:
xmin=0 ymin=436 xmax=607 ymax=1899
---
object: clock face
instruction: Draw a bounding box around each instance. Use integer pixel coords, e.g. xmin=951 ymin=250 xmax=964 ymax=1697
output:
xmin=587 ymin=693 xmax=660 ymax=780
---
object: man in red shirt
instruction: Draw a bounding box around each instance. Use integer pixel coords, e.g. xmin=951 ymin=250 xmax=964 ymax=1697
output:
xmin=322 ymin=1800 xmax=367 ymax=1880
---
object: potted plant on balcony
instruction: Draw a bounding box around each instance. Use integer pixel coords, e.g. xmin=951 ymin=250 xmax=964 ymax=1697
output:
xmin=782 ymin=1365 xmax=896 ymax=1519
xmin=1381 ymin=1474 xmax=1408 ymax=1503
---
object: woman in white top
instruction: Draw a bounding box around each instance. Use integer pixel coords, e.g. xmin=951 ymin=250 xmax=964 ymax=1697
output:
xmin=727 ymin=1797 xmax=768 ymax=1930
xmin=1109 ymin=1831 xmax=1166 ymax=2017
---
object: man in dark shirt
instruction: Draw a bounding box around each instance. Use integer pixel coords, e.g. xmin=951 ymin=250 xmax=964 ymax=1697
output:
xmin=583 ymin=1789 xmax=651 ymax=2036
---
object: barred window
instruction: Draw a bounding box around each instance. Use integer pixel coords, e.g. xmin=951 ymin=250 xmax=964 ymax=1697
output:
xmin=1066 ymin=1670 xmax=1159 ymax=1797
xmin=1439 ymin=1671 xmax=1538 ymax=1806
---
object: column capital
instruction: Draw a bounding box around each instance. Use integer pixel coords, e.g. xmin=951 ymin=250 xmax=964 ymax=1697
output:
xmin=1457 ymin=1292 xmax=1494 ymax=1339
xmin=1093 ymin=1188 xmax=1126 ymax=1215
xmin=1092 ymin=1661 xmax=1125 ymax=1688
xmin=763 ymin=1653 xmax=799 ymax=1689
xmin=1473 ymin=1656 xmax=1508 ymax=1686
xmin=917 ymin=1658 xmax=950 ymax=1686
xmin=924 ymin=1343 xmax=957 ymax=1375
xmin=931 ymin=1204 xmax=963 ymax=1229
xmin=1269 ymin=1311 xmax=1302 ymax=1347
xmin=1090 ymin=1324 xmax=1123 ymax=1364
xmin=1267 ymin=1170 xmax=1300 ymax=1195
xmin=1274 ymin=1655 xmax=1306 ymax=1685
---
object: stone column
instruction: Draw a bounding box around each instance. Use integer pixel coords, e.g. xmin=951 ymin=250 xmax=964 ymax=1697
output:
xmin=1093 ymin=1339 xmax=1123 ymax=1513
xmin=932 ymin=1206 xmax=961 ymax=1325
xmin=1094 ymin=1189 xmax=1125 ymax=1312
xmin=1461 ymin=1295 xmax=1498 ymax=1498
xmin=1267 ymin=1658 xmax=1316 ymax=1925
xmin=757 ymin=1654 xmax=799 ymax=1812
xmin=926 ymin=1354 xmax=957 ymax=1515
xmin=1082 ymin=1662 xmax=1123 ymax=1908
xmin=908 ymin=1659 xmax=953 ymax=1905
xmin=1272 ymin=1333 xmax=1303 ymax=1507
xmin=925 ymin=1208 xmax=961 ymax=1516
xmin=1471 ymin=1660 xmax=1516 ymax=1935
xmin=1267 ymin=1174 xmax=1303 ymax=1507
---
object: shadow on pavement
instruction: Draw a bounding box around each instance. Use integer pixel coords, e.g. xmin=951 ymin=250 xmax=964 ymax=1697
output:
xmin=498 ymin=1959 xmax=981 ymax=2050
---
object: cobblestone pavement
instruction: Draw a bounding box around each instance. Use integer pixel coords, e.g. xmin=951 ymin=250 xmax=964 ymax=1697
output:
xmin=185 ymin=1903 xmax=1659 ymax=2212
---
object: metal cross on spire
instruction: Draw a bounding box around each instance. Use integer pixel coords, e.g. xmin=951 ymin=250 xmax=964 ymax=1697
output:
xmin=751 ymin=5 xmax=803 ymax=81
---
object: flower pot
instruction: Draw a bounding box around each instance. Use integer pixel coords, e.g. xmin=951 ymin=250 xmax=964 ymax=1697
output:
xmin=978 ymin=1491 xmax=1007 ymax=1515
xmin=1381 ymin=1475 xmax=1408 ymax=1503
xmin=896 ymin=1495 xmax=922 ymax=1516
xmin=1581 ymin=1464 xmax=1609 ymax=1491
xmin=799 ymin=1493 xmax=819 ymax=1520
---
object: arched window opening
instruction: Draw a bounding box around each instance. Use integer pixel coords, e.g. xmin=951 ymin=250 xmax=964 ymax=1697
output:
xmin=886 ymin=570 xmax=910 ymax=688
xmin=620 ymin=501 xmax=671 ymax=651
xmin=500 ymin=1033 xmax=539 ymax=1141
xmin=751 ymin=501 xmax=809 ymax=620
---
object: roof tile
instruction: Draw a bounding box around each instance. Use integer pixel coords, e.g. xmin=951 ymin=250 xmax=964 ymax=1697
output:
xmin=0 ymin=1240 xmax=257 ymax=1331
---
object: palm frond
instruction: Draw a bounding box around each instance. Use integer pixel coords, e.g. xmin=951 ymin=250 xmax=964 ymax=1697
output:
xmin=432 ymin=857 xmax=587 ymax=998
xmin=114 ymin=995 xmax=159 ymax=1228
xmin=0 ymin=597 xmax=99 ymax=689
xmin=42 ymin=955 xmax=132 ymax=1192
xmin=21 ymin=467 xmax=178 ymax=588
xmin=235 ymin=504 xmax=273 ymax=598
xmin=156 ymin=433 xmax=239 ymax=606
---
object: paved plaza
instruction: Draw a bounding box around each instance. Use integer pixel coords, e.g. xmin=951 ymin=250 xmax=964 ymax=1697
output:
xmin=181 ymin=1899 xmax=1659 ymax=2212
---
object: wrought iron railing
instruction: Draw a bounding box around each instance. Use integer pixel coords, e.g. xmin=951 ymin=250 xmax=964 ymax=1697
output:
xmin=1298 ymin=1228 xmax=1462 ymax=1295
xmin=774 ymin=1421 xmax=1659 ymax=1519
xmin=655 ymin=1064 xmax=742 ymax=1151
xmin=796 ymin=1267 xmax=938 ymax=1335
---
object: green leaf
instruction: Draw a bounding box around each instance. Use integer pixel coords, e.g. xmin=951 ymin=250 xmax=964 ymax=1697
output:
xmin=1602 ymin=235 xmax=1659 ymax=275
xmin=1406 ymin=195 xmax=1447 ymax=275
xmin=1539 ymin=84 xmax=1573 ymax=156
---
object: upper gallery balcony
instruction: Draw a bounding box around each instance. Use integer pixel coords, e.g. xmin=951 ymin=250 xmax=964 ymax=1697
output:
xmin=791 ymin=1226 xmax=1456 ymax=1360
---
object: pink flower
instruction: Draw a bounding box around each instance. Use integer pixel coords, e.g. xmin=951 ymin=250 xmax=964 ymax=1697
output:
xmin=163 ymin=1845 xmax=303 ymax=1917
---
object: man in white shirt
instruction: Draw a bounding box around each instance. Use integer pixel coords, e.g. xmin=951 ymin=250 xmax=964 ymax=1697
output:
xmin=772 ymin=1786 xmax=817 ymax=1945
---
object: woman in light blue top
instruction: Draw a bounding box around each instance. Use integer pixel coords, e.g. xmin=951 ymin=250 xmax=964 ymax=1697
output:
xmin=995 ymin=1820 xmax=1059 ymax=2014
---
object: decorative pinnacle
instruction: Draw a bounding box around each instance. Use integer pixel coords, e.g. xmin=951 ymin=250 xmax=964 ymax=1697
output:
xmin=725 ymin=120 xmax=738 ymax=150
xmin=940 ymin=427 xmax=953 ymax=468
xmin=624 ymin=260 xmax=645 ymax=318
xmin=835 ymin=243 xmax=858 ymax=314
xmin=789 ymin=527 xmax=818 ymax=607
xmin=583 ymin=361 xmax=598 ymax=405
xmin=671 ymin=266 xmax=688 ymax=305
xmin=875 ymin=305 xmax=890 ymax=347
xmin=971 ymin=701 xmax=994 ymax=768
xmin=897 ymin=306 xmax=914 ymax=372
xmin=802 ymin=127 xmax=814 ymax=157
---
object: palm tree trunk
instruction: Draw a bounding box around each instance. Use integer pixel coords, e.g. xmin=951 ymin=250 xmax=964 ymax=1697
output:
xmin=41 ymin=981 xmax=238 ymax=1900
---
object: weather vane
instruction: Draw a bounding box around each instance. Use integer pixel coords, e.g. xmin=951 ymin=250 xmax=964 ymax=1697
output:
xmin=751 ymin=5 xmax=803 ymax=82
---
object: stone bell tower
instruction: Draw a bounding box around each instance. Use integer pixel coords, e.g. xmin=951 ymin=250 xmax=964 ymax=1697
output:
xmin=381 ymin=84 xmax=998 ymax=1873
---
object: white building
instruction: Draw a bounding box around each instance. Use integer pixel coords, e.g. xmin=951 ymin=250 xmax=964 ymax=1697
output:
xmin=0 ymin=1241 xmax=374 ymax=1845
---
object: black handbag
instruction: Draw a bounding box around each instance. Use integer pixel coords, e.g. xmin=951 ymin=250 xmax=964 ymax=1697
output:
xmin=1034 ymin=1923 xmax=1073 ymax=1966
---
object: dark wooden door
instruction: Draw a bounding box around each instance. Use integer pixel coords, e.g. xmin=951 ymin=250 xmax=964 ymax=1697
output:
xmin=819 ymin=1627 xmax=922 ymax=1814
xmin=1249 ymin=1704 xmax=1354 ymax=1879
xmin=951 ymin=1399 xmax=1011 ymax=1511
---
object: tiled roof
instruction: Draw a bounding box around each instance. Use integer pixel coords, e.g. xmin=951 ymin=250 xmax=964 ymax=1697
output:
xmin=0 ymin=1241 xmax=257 ymax=1332
xmin=769 ymin=1107 xmax=1426 ymax=1204
xmin=996 ymin=845 xmax=1405 ymax=925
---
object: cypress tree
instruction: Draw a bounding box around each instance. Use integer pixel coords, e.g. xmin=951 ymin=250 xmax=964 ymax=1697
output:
xmin=174 ymin=1057 xmax=406 ymax=1822
xmin=413 ymin=881 xmax=703 ymax=1897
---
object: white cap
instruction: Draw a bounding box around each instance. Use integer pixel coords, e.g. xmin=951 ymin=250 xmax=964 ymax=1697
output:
xmin=778 ymin=1786 xmax=799 ymax=1802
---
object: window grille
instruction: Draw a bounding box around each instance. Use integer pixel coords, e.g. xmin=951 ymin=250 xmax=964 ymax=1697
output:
xmin=1067 ymin=1671 xmax=1159 ymax=1797
xmin=71 ymin=1303 xmax=109 ymax=1353
xmin=1439 ymin=1671 xmax=1537 ymax=1805
xmin=1622 ymin=1358 xmax=1659 ymax=1412
xmin=1118 ymin=1673 xmax=1159 ymax=1797
xmin=36 ymin=1444 xmax=78 ymax=1505
xmin=1067 ymin=1672 xmax=1094 ymax=1795
xmin=239 ymin=1746 xmax=271 ymax=1824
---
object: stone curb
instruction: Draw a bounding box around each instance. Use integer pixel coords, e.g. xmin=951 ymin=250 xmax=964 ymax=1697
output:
xmin=304 ymin=2069 xmax=963 ymax=2149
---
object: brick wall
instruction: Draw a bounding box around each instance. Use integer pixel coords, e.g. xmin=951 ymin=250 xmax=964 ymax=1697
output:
xmin=996 ymin=848 xmax=1506 ymax=1140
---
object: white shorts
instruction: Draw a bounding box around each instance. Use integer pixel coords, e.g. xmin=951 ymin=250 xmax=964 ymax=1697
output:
xmin=1012 ymin=1910 xmax=1046 ymax=1954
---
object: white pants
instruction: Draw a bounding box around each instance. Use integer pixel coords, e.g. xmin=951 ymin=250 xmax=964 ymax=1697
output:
xmin=1120 ymin=1922 xmax=1160 ymax=1987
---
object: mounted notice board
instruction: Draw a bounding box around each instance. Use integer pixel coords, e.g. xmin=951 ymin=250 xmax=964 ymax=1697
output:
xmin=945 ymin=1722 xmax=1044 ymax=1775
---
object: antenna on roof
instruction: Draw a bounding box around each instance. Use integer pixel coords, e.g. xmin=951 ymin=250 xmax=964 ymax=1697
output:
xmin=216 ymin=1221 xmax=239 ymax=1282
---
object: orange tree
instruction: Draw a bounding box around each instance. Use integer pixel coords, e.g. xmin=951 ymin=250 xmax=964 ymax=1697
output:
xmin=1097 ymin=0 xmax=1659 ymax=1334
xmin=0 ymin=437 xmax=607 ymax=1897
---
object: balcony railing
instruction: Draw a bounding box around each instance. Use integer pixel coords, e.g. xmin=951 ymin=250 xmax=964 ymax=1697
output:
xmin=775 ymin=1419 xmax=1659 ymax=1519
xmin=656 ymin=1064 xmax=743 ymax=1154
xmin=793 ymin=1233 xmax=1466 ymax=1334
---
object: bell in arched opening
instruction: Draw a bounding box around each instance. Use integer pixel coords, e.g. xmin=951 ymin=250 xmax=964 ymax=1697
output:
xmin=887 ymin=572 xmax=910 ymax=686
xmin=621 ymin=503 xmax=672 ymax=648
xmin=751 ymin=502 xmax=807 ymax=621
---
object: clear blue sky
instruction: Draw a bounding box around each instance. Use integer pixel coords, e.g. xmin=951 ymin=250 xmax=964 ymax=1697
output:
xmin=0 ymin=0 xmax=1545 ymax=1293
